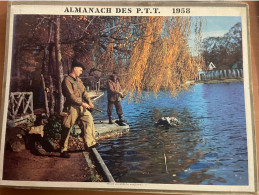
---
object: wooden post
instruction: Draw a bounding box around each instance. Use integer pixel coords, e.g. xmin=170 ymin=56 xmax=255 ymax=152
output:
xmin=11 ymin=93 xmax=14 ymax=117
xmin=14 ymin=93 xmax=24 ymax=116
xmin=23 ymin=93 xmax=32 ymax=114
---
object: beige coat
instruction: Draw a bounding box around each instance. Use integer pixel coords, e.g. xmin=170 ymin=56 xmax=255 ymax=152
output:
xmin=61 ymin=74 xmax=96 ymax=151
xmin=62 ymin=74 xmax=92 ymax=107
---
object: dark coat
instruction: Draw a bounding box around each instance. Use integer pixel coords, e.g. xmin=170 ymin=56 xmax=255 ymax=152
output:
xmin=107 ymin=78 xmax=122 ymax=102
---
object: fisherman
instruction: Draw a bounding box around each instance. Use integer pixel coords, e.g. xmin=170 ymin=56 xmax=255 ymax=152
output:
xmin=60 ymin=60 xmax=99 ymax=158
xmin=107 ymin=71 xmax=126 ymax=124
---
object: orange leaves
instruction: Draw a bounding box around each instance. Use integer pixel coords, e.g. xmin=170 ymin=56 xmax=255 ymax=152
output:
xmin=101 ymin=43 xmax=115 ymax=71
xmin=78 ymin=16 xmax=88 ymax=21
xmin=120 ymin=16 xmax=203 ymax=100
xmin=122 ymin=17 xmax=162 ymax=98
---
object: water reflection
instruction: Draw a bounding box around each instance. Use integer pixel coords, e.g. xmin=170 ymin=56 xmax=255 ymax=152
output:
xmin=93 ymin=82 xmax=248 ymax=185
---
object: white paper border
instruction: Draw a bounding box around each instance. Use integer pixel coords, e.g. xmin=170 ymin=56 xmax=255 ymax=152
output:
xmin=0 ymin=2 xmax=256 ymax=193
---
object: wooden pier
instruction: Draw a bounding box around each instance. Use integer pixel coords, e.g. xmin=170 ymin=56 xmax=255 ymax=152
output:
xmin=74 ymin=91 xmax=130 ymax=139
xmin=95 ymin=120 xmax=129 ymax=139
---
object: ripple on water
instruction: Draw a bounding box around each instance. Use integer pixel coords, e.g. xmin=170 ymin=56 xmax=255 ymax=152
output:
xmin=94 ymin=83 xmax=248 ymax=185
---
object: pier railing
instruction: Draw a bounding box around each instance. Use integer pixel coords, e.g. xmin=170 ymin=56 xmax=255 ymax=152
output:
xmin=198 ymin=69 xmax=243 ymax=81
xmin=8 ymin=92 xmax=35 ymax=127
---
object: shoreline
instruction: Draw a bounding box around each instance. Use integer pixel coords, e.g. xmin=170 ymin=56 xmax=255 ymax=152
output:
xmin=193 ymin=78 xmax=243 ymax=85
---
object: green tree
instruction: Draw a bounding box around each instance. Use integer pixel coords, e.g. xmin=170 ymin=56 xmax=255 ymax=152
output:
xmin=202 ymin=22 xmax=242 ymax=70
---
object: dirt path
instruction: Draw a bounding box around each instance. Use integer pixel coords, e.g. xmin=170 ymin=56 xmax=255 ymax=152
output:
xmin=3 ymin=149 xmax=93 ymax=182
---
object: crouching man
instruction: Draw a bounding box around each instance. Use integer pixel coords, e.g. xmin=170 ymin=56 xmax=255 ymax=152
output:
xmin=60 ymin=61 xmax=99 ymax=158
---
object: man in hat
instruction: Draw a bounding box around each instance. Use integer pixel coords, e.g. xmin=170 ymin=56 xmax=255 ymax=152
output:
xmin=60 ymin=61 xmax=98 ymax=158
xmin=107 ymin=71 xmax=126 ymax=124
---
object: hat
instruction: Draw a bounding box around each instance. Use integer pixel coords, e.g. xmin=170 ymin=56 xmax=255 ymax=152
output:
xmin=71 ymin=60 xmax=85 ymax=70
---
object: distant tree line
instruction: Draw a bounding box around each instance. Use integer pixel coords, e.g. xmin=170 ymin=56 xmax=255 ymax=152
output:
xmin=201 ymin=22 xmax=242 ymax=70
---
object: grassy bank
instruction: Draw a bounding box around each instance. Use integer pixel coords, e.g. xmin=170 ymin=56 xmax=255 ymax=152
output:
xmin=194 ymin=78 xmax=243 ymax=85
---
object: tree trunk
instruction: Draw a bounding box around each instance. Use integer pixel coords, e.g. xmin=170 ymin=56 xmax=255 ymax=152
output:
xmin=54 ymin=16 xmax=64 ymax=114
xmin=49 ymin=76 xmax=55 ymax=116
xmin=48 ymin=43 xmax=55 ymax=76
xmin=41 ymin=74 xmax=50 ymax=117
xmin=43 ymin=20 xmax=53 ymax=76
xmin=42 ymin=47 xmax=48 ymax=76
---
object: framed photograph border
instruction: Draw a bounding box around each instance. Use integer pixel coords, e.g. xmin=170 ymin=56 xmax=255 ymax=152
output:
xmin=0 ymin=1 xmax=256 ymax=194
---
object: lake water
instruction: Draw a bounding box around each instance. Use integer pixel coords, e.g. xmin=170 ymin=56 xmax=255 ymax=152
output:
xmin=92 ymin=82 xmax=248 ymax=185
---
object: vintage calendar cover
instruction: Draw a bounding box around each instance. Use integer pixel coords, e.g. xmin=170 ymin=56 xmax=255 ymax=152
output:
xmin=0 ymin=1 xmax=256 ymax=194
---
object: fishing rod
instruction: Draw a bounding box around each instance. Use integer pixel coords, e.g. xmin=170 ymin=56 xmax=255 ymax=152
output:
xmin=88 ymin=107 xmax=103 ymax=113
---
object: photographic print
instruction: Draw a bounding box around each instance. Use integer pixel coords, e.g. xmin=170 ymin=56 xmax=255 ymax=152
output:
xmin=0 ymin=1 xmax=256 ymax=193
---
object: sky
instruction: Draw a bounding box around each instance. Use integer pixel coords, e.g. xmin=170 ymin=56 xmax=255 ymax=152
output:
xmin=189 ymin=16 xmax=242 ymax=56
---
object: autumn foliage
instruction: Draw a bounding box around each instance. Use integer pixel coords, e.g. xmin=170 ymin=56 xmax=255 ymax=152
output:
xmin=120 ymin=17 xmax=202 ymax=98
xmin=12 ymin=15 xmax=202 ymax=110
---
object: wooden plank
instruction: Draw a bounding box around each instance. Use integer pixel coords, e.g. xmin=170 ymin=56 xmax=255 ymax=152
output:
xmin=92 ymin=148 xmax=115 ymax=182
xmin=22 ymin=94 xmax=25 ymax=112
xmin=11 ymin=93 xmax=14 ymax=116
xmin=82 ymin=151 xmax=97 ymax=181
xmin=7 ymin=114 xmax=34 ymax=127
xmin=23 ymin=94 xmax=32 ymax=114
xmin=14 ymin=93 xmax=24 ymax=116
xmin=26 ymin=92 xmax=34 ymax=113
xmin=13 ymin=94 xmax=17 ymax=106
xmin=30 ymin=93 xmax=34 ymax=114
xmin=11 ymin=92 xmax=33 ymax=95
xmin=9 ymin=92 xmax=34 ymax=118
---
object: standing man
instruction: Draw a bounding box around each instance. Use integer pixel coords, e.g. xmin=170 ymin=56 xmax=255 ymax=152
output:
xmin=107 ymin=71 xmax=126 ymax=124
xmin=60 ymin=61 xmax=99 ymax=158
